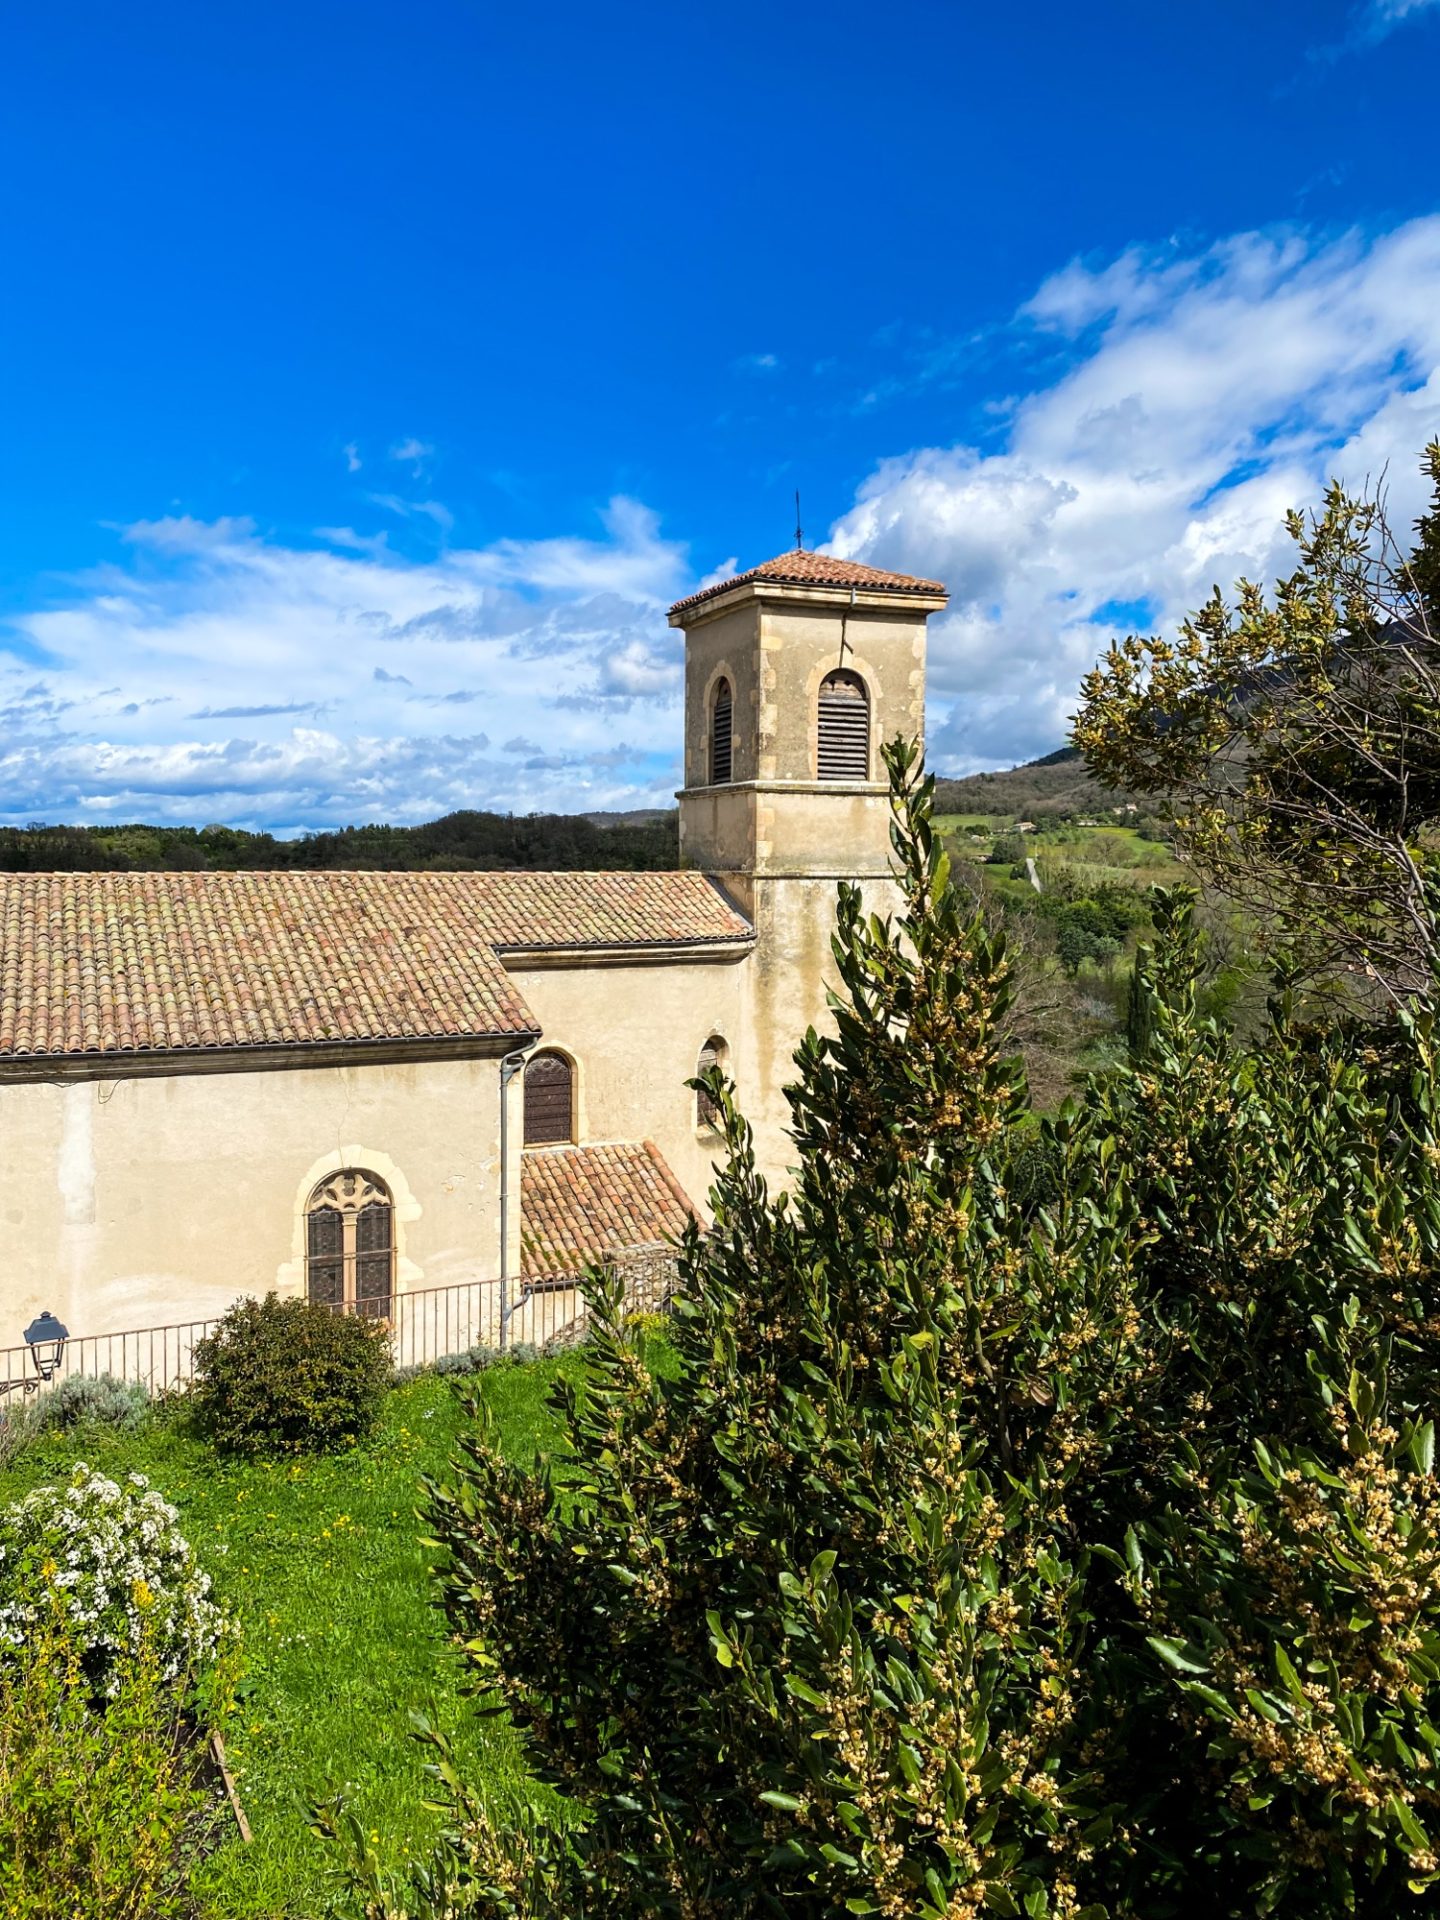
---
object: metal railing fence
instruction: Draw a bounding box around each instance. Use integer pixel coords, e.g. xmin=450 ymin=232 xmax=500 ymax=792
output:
xmin=0 ymin=1269 xmax=616 ymax=1403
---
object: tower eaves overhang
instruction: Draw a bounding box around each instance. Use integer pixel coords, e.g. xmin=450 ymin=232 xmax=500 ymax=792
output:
xmin=668 ymin=578 xmax=949 ymax=627
xmin=668 ymin=549 xmax=948 ymax=627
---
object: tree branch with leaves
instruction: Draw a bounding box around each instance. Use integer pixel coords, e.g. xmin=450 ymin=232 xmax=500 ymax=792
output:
xmin=1074 ymin=443 xmax=1440 ymax=1008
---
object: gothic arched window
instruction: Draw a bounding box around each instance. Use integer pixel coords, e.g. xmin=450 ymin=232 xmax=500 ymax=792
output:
xmin=695 ymin=1034 xmax=727 ymax=1130
xmin=306 ymin=1168 xmax=394 ymax=1318
xmin=817 ymin=669 xmax=870 ymax=781
xmin=524 ymin=1050 xmax=575 ymax=1146
xmin=710 ymin=677 xmax=733 ymax=785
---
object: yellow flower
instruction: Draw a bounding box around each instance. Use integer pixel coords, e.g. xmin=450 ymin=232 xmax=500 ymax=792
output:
xmin=132 ymin=1578 xmax=155 ymax=1611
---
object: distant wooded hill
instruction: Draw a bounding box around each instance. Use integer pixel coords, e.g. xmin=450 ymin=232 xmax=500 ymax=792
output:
xmin=0 ymin=808 xmax=682 ymax=873
xmin=0 ymin=752 xmax=1124 ymax=872
xmin=933 ymin=747 xmax=1127 ymax=820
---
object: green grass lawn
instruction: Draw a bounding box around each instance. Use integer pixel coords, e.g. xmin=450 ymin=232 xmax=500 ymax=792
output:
xmin=0 ymin=1360 xmax=578 ymax=1918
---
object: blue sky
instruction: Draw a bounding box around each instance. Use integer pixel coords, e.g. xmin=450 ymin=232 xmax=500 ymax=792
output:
xmin=2 ymin=0 xmax=1439 ymax=828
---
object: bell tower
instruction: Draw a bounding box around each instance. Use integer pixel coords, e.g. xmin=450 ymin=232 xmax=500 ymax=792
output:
xmin=670 ymin=548 xmax=947 ymax=904
xmin=669 ymin=548 xmax=947 ymax=1176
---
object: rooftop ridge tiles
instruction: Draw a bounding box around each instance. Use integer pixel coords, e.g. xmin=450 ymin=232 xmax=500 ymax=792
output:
xmin=669 ymin=546 xmax=946 ymax=616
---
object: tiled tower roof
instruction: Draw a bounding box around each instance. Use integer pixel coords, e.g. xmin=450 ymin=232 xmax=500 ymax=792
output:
xmin=670 ymin=548 xmax=946 ymax=616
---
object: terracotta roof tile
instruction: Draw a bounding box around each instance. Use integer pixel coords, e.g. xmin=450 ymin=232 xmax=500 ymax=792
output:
xmin=670 ymin=548 xmax=946 ymax=616
xmin=459 ymin=869 xmax=751 ymax=952
xmin=0 ymin=870 xmax=751 ymax=1062
xmin=520 ymin=1140 xmax=696 ymax=1281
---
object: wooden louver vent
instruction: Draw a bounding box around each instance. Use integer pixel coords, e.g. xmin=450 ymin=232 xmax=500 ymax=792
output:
xmin=696 ymin=1037 xmax=723 ymax=1128
xmin=524 ymin=1051 xmax=574 ymax=1146
xmin=817 ymin=670 xmax=869 ymax=782
xmin=710 ymin=680 xmax=733 ymax=785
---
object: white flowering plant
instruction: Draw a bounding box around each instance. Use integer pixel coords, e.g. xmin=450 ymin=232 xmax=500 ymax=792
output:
xmin=0 ymin=1464 xmax=226 ymax=1698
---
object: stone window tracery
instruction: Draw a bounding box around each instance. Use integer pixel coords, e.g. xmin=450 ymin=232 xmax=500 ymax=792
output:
xmin=305 ymin=1168 xmax=394 ymax=1317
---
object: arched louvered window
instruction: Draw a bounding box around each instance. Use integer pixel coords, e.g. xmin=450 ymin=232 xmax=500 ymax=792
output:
xmin=817 ymin=669 xmax=870 ymax=781
xmin=696 ymin=1035 xmax=727 ymax=1129
xmin=524 ymin=1050 xmax=574 ymax=1146
xmin=710 ymin=678 xmax=733 ymax=785
xmin=306 ymin=1168 xmax=394 ymax=1318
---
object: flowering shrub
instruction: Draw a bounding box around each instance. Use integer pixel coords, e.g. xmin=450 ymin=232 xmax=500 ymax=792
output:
xmin=0 ymin=1466 xmax=225 ymax=1698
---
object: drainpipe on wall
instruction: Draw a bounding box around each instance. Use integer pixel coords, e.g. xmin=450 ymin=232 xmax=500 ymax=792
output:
xmin=497 ymin=1047 xmax=530 ymax=1351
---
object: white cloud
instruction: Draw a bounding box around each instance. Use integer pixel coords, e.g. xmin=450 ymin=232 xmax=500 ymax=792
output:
xmin=389 ymin=436 xmax=434 ymax=476
xmin=367 ymin=493 xmax=455 ymax=535
xmin=0 ymin=500 xmax=691 ymax=828
xmin=343 ymin=442 xmax=362 ymax=473
xmin=1358 ymin=0 xmax=1438 ymax=34
xmin=11 ymin=217 xmax=1440 ymax=825
xmin=826 ymin=217 xmax=1440 ymax=773
xmin=1305 ymin=0 xmax=1439 ymax=61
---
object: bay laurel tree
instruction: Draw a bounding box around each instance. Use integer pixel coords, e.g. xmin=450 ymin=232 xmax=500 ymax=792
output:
xmin=336 ymin=742 xmax=1440 ymax=1919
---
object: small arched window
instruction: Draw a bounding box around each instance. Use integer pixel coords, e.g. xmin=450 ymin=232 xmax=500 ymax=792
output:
xmin=306 ymin=1168 xmax=394 ymax=1318
xmin=817 ymin=669 xmax=870 ymax=781
xmin=710 ymin=677 xmax=733 ymax=785
xmin=524 ymin=1050 xmax=575 ymax=1146
xmin=695 ymin=1035 xmax=727 ymax=1130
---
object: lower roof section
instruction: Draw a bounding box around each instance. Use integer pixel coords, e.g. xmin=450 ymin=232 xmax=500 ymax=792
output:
xmin=520 ymin=1140 xmax=697 ymax=1284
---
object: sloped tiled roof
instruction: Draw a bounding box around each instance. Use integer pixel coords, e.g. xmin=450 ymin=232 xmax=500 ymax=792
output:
xmin=458 ymin=870 xmax=751 ymax=951
xmin=670 ymin=548 xmax=946 ymax=615
xmin=0 ymin=869 xmax=751 ymax=1062
xmin=521 ymin=1140 xmax=697 ymax=1281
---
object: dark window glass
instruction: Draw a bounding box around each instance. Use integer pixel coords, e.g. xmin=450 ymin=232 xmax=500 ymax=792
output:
xmin=355 ymin=1201 xmax=394 ymax=1318
xmin=306 ymin=1205 xmax=345 ymax=1307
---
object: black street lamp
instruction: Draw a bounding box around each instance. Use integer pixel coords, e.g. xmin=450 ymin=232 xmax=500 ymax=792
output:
xmin=23 ymin=1311 xmax=68 ymax=1384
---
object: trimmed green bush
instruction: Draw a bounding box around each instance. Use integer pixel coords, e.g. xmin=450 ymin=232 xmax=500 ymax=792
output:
xmin=40 ymin=1372 xmax=150 ymax=1434
xmin=191 ymin=1292 xmax=392 ymax=1457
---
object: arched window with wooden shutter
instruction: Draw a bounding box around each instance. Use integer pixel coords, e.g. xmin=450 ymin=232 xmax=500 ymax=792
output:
xmin=817 ymin=669 xmax=870 ymax=781
xmin=306 ymin=1169 xmax=394 ymax=1318
xmin=524 ymin=1050 xmax=575 ymax=1146
xmin=710 ymin=677 xmax=733 ymax=785
xmin=695 ymin=1034 xmax=727 ymax=1129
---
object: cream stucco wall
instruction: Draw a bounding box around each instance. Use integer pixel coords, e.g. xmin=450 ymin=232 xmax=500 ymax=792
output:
xmin=682 ymin=601 xmax=762 ymax=791
xmin=3 ymin=1053 xmax=506 ymax=1342
xmin=673 ymin=577 xmax=937 ymax=1178
xmin=676 ymin=587 xmax=929 ymax=882
xmin=733 ymin=872 xmax=902 ymax=1180
xmin=503 ymin=950 xmax=748 ymax=1212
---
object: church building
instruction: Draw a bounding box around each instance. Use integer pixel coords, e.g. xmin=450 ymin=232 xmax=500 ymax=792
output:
xmin=0 ymin=551 xmax=946 ymax=1365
